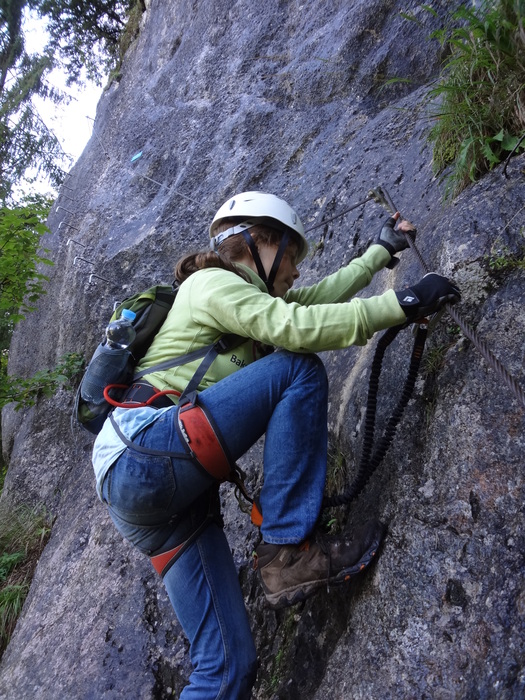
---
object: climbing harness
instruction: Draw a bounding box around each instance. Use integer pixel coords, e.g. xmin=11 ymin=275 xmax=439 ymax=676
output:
xmin=150 ymin=513 xmax=216 ymax=577
xmin=108 ymin=390 xmax=253 ymax=575
xmin=109 ymin=388 xmax=252 ymax=490
xmin=176 ymin=395 xmax=234 ymax=481
xmin=150 ymin=491 xmax=224 ymax=578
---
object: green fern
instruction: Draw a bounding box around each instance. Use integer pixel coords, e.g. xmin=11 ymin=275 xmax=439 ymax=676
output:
xmin=427 ymin=0 xmax=525 ymax=197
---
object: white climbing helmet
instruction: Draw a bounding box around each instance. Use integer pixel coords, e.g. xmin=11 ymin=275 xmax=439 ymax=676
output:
xmin=209 ymin=191 xmax=308 ymax=262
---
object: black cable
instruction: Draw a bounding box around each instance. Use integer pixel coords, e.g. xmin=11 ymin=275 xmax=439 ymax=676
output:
xmin=323 ymin=323 xmax=428 ymax=508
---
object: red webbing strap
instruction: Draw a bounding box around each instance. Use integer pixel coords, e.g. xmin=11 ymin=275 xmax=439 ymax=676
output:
xmin=177 ymin=402 xmax=232 ymax=481
xmin=151 ymin=543 xmax=184 ymax=575
xmin=251 ymin=501 xmax=263 ymax=527
xmin=150 ymin=514 xmax=216 ymax=577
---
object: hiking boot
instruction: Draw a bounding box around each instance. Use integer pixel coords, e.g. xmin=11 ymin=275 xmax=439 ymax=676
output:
xmin=254 ymin=519 xmax=386 ymax=609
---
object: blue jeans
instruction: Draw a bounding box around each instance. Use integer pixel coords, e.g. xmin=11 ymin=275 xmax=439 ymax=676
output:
xmin=101 ymin=350 xmax=328 ymax=698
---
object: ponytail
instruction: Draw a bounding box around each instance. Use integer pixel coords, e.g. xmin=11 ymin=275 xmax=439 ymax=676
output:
xmin=175 ymin=250 xmax=248 ymax=284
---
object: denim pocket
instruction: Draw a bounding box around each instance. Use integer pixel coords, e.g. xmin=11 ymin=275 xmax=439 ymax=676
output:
xmin=107 ymin=449 xmax=176 ymax=518
xmin=105 ymin=446 xmax=216 ymax=526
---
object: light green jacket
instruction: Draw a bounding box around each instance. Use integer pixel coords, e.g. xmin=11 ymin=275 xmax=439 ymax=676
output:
xmin=137 ymin=244 xmax=406 ymax=398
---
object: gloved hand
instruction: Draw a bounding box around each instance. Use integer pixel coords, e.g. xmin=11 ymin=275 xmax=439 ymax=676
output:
xmin=395 ymin=273 xmax=461 ymax=320
xmin=376 ymin=214 xmax=416 ymax=257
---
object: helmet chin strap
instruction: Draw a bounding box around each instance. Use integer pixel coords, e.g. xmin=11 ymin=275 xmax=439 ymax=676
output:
xmin=241 ymin=231 xmax=267 ymax=282
xmin=241 ymin=230 xmax=290 ymax=295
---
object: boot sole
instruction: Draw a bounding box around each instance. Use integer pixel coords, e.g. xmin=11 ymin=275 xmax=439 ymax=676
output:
xmin=263 ymin=532 xmax=384 ymax=610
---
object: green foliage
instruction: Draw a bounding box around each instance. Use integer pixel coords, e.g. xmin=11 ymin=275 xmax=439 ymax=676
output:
xmin=486 ymin=232 xmax=525 ymax=275
xmin=0 ymin=503 xmax=52 ymax=657
xmin=427 ymin=0 xmax=525 ymax=197
xmin=0 ymin=504 xmax=52 ymax=562
xmin=0 ymin=194 xmax=54 ymax=415
xmin=0 ymin=0 xmax=67 ymax=201
xmin=0 ymin=583 xmax=29 ymax=652
xmin=325 ymin=445 xmax=348 ymax=499
xmin=0 ymin=194 xmax=53 ymax=322
xmin=34 ymin=0 xmax=146 ymax=85
xmin=117 ymin=0 xmax=145 ymax=67
xmin=423 ymin=345 xmax=448 ymax=375
xmin=0 ymin=351 xmax=85 ymax=411
xmin=261 ymin=608 xmax=298 ymax=693
xmin=0 ymin=552 xmax=25 ymax=581
xmin=0 ymin=194 xmax=85 ymax=411
xmin=320 ymin=444 xmax=349 ymax=534
xmin=0 ymin=1 xmax=143 ymax=198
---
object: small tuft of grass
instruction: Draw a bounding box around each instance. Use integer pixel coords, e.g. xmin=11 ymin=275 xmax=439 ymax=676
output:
xmin=485 ymin=230 xmax=525 ymax=279
xmin=423 ymin=345 xmax=448 ymax=375
xmin=325 ymin=445 xmax=348 ymax=499
xmin=487 ymin=248 xmax=525 ymax=274
xmin=0 ymin=504 xmax=53 ymax=658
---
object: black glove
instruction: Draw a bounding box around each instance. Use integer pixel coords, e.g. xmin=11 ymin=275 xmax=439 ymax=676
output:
xmin=395 ymin=273 xmax=461 ymax=320
xmin=377 ymin=217 xmax=416 ymax=256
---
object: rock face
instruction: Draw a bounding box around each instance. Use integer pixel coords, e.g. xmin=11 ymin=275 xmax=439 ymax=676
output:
xmin=1 ymin=1 xmax=524 ymax=698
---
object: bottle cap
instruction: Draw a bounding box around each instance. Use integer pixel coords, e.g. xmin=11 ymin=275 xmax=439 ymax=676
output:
xmin=121 ymin=309 xmax=136 ymax=321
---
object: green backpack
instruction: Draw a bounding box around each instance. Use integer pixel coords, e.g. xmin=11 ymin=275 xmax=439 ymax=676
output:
xmin=76 ymin=284 xmax=239 ymax=435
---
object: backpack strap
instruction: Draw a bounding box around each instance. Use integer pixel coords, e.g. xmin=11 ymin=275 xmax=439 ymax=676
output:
xmin=133 ymin=333 xmax=245 ymax=401
xmin=133 ymin=344 xmax=217 ymax=380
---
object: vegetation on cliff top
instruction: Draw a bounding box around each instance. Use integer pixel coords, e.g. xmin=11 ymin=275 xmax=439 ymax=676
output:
xmin=427 ymin=0 xmax=525 ymax=196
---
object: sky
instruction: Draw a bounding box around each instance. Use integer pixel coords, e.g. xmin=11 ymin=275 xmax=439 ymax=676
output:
xmin=33 ymin=77 xmax=102 ymax=165
xmin=22 ymin=12 xmax=103 ymax=193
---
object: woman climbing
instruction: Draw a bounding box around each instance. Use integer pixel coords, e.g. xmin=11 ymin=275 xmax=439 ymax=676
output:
xmin=92 ymin=191 xmax=460 ymax=698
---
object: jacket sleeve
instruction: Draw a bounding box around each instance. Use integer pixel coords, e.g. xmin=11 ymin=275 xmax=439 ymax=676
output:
xmin=284 ymin=244 xmax=391 ymax=306
xmin=185 ymin=261 xmax=406 ymax=352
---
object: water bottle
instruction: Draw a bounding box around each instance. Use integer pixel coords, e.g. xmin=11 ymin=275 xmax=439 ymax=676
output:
xmin=105 ymin=309 xmax=137 ymax=349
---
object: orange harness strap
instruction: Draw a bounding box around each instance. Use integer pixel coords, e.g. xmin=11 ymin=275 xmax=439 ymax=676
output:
xmin=151 ymin=543 xmax=184 ymax=575
xmin=177 ymin=401 xmax=232 ymax=481
xmin=251 ymin=501 xmax=263 ymax=527
xmin=150 ymin=513 xmax=217 ymax=577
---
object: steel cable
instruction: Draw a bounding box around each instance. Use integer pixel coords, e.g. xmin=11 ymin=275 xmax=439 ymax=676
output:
xmin=304 ymin=195 xmax=374 ymax=233
xmin=379 ymin=185 xmax=525 ymax=409
xmin=324 ymin=183 xmax=524 ymax=511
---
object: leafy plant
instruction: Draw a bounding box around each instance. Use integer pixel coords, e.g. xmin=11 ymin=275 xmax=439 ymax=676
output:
xmin=427 ymin=0 xmax=525 ymax=197
xmin=34 ymin=0 xmax=145 ymax=86
xmin=0 ymin=552 xmax=25 ymax=581
xmin=486 ymin=232 xmax=525 ymax=275
xmin=0 ymin=193 xmax=85 ymax=411
xmin=0 ymin=351 xmax=85 ymax=411
xmin=0 ymin=194 xmax=53 ymax=323
xmin=487 ymin=249 xmax=525 ymax=272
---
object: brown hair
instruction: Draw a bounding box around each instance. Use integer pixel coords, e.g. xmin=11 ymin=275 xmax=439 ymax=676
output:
xmin=174 ymin=219 xmax=287 ymax=284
